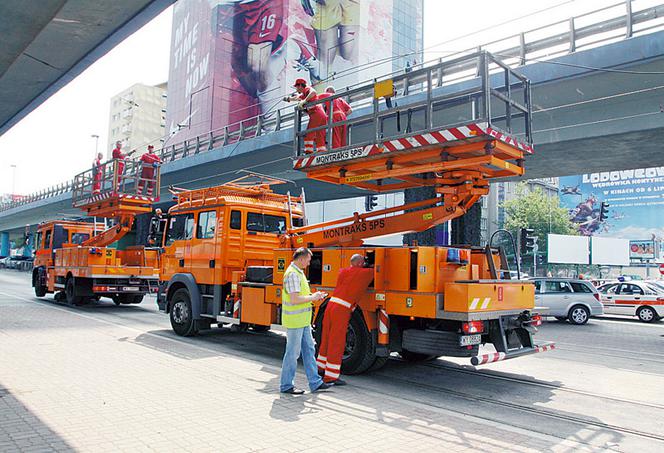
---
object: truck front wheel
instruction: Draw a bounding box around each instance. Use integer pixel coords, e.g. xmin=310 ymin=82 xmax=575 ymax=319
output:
xmin=33 ymin=269 xmax=46 ymax=297
xmin=170 ymin=288 xmax=198 ymax=336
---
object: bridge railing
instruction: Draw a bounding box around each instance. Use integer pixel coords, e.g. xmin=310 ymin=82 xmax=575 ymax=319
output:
xmin=2 ymin=0 xmax=663 ymax=213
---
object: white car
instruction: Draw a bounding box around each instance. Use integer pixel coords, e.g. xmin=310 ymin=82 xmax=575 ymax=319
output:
xmin=599 ymin=281 xmax=664 ymax=323
xmin=532 ymin=278 xmax=604 ymax=325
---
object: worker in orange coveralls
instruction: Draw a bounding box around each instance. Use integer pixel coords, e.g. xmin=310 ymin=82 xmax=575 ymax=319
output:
xmin=317 ymin=86 xmax=352 ymax=148
xmin=316 ymin=253 xmax=374 ymax=385
xmin=137 ymin=145 xmax=161 ymax=197
xmin=284 ymin=78 xmax=327 ymax=154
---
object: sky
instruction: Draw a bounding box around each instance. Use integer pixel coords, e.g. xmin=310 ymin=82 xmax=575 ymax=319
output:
xmin=0 ymin=0 xmax=647 ymax=195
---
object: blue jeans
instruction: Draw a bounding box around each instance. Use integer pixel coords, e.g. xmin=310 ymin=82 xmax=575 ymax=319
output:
xmin=280 ymin=325 xmax=323 ymax=392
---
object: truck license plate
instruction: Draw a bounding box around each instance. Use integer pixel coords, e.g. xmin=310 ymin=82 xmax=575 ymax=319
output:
xmin=460 ymin=334 xmax=481 ymax=346
xmin=122 ymin=287 xmax=139 ymax=291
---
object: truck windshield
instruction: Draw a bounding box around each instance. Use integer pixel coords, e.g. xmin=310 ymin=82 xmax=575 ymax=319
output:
xmin=246 ymin=212 xmax=286 ymax=234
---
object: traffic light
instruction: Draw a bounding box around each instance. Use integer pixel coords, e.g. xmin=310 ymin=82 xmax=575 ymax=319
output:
xmin=365 ymin=194 xmax=378 ymax=211
xmin=599 ymin=201 xmax=610 ymax=222
xmin=519 ymin=228 xmax=537 ymax=252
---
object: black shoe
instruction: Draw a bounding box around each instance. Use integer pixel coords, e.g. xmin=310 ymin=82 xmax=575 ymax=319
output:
xmin=330 ymin=378 xmax=347 ymax=386
xmin=312 ymin=382 xmax=332 ymax=393
xmin=281 ymin=387 xmax=305 ymax=395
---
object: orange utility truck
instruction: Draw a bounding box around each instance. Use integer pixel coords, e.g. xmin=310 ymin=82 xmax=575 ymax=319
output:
xmin=157 ymin=52 xmax=554 ymax=370
xmin=32 ymin=158 xmax=161 ymax=305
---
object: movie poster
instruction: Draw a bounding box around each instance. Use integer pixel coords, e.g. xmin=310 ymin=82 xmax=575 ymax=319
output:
xmin=164 ymin=0 xmax=395 ymax=147
xmin=559 ymin=167 xmax=664 ymax=241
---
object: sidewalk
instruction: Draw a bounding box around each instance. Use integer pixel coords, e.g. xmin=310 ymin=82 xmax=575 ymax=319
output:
xmin=0 ymin=286 xmax=590 ymax=452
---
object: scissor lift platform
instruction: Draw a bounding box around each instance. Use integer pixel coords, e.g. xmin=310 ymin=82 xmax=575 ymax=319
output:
xmin=292 ymin=51 xmax=533 ymax=192
xmin=72 ymin=158 xmax=160 ymax=218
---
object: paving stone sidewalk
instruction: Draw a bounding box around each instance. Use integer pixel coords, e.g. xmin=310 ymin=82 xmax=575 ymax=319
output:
xmin=0 ymin=288 xmax=594 ymax=452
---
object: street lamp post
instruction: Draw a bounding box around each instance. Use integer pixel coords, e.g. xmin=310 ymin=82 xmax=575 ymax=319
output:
xmin=91 ymin=134 xmax=100 ymax=156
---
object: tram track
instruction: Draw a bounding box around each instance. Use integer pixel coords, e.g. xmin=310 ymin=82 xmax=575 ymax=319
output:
xmin=372 ymin=366 xmax=664 ymax=444
xmin=404 ymin=358 xmax=664 ymax=411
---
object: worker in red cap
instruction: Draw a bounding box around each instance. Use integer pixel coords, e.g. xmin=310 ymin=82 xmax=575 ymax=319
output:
xmin=137 ymin=145 xmax=161 ymax=197
xmin=111 ymin=141 xmax=136 ymax=191
xmin=317 ymin=86 xmax=352 ymax=148
xmin=316 ymin=254 xmax=374 ymax=385
xmin=284 ymin=78 xmax=327 ymax=154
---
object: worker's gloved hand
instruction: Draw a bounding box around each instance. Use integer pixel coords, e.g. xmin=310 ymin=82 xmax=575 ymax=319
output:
xmin=297 ymin=101 xmax=306 ymax=110
xmin=283 ymin=96 xmax=290 ymax=102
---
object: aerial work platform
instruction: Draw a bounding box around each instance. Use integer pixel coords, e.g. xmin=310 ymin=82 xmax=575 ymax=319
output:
xmin=72 ymin=158 xmax=160 ymax=218
xmin=70 ymin=158 xmax=161 ymax=247
xmin=292 ymin=51 xmax=533 ymax=193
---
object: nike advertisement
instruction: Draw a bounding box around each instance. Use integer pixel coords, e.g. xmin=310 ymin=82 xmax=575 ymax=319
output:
xmin=164 ymin=0 xmax=396 ymax=147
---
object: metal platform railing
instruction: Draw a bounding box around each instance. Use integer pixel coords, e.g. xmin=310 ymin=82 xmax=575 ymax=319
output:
xmin=2 ymin=0 xmax=663 ymax=212
xmin=71 ymin=159 xmax=161 ymax=209
xmin=293 ymin=51 xmax=532 ymax=158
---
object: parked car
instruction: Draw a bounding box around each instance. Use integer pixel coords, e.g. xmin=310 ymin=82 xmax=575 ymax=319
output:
xmin=598 ymin=281 xmax=664 ymax=323
xmin=532 ymin=278 xmax=604 ymax=325
xmin=0 ymin=255 xmax=32 ymax=270
xmin=647 ymin=280 xmax=664 ymax=292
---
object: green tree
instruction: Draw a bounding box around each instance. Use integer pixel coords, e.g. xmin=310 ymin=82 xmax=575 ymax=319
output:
xmin=502 ymin=183 xmax=578 ymax=258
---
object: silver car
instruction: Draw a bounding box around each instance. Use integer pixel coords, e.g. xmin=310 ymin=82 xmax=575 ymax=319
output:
xmin=532 ymin=278 xmax=604 ymax=325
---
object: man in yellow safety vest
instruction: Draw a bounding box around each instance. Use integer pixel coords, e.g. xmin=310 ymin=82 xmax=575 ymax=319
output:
xmin=280 ymin=247 xmax=332 ymax=395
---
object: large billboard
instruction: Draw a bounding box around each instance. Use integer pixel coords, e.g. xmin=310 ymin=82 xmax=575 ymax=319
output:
xmin=165 ymin=0 xmax=395 ymax=147
xmin=559 ymin=167 xmax=664 ymax=240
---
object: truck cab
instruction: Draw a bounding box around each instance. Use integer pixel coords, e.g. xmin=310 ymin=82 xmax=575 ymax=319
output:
xmin=157 ymin=180 xmax=303 ymax=335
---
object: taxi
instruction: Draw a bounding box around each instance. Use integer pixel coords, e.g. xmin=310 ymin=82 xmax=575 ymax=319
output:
xmin=599 ymin=281 xmax=664 ymax=323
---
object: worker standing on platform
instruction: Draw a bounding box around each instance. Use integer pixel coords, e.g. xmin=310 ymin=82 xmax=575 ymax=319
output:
xmin=137 ymin=145 xmax=161 ymax=197
xmin=317 ymin=86 xmax=352 ymax=149
xmin=317 ymin=254 xmax=374 ymax=385
xmin=284 ymin=78 xmax=327 ymax=154
xmin=111 ymin=141 xmax=135 ymax=190
xmin=280 ymin=247 xmax=332 ymax=395
xmin=92 ymin=152 xmax=104 ymax=194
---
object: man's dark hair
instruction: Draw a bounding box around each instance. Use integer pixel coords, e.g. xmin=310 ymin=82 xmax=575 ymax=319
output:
xmin=293 ymin=247 xmax=312 ymax=260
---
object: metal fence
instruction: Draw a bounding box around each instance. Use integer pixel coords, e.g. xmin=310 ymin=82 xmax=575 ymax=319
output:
xmin=71 ymin=158 xmax=161 ymax=208
xmin=2 ymin=0 xmax=662 ymax=213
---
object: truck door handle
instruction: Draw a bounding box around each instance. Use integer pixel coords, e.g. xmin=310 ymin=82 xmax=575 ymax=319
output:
xmin=179 ymin=259 xmax=185 ymax=267
xmin=634 ymin=297 xmax=640 ymax=300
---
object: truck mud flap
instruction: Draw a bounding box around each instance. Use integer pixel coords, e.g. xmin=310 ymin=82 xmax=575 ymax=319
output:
xmin=470 ymin=342 xmax=555 ymax=366
xmin=402 ymin=329 xmax=478 ymax=358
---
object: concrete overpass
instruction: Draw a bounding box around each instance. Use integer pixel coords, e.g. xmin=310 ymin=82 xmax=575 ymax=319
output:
xmin=2 ymin=4 xmax=664 ymax=243
xmin=0 ymin=0 xmax=174 ymax=136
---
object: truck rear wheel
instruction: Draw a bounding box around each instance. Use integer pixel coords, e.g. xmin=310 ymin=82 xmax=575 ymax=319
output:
xmin=314 ymin=307 xmax=376 ymax=375
xmin=65 ymin=278 xmax=85 ymax=306
xmin=170 ymin=288 xmax=198 ymax=336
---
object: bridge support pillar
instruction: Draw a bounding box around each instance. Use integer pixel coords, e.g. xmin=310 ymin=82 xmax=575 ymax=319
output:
xmin=402 ymin=187 xmax=449 ymax=246
xmin=0 ymin=232 xmax=9 ymax=256
xmin=450 ymin=202 xmax=482 ymax=247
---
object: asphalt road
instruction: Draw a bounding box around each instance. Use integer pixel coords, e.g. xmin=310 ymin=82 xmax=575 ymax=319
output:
xmin=1 ymin=270 xmax=663 ymax=451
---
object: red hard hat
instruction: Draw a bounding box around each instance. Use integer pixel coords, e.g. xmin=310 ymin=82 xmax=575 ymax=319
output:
xmin=294 ymin=78 xmax=307 ymax=87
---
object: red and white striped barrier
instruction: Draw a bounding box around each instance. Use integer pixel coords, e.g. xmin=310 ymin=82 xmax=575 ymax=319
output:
xmin=293 ymin=122 xmax=534 ymax=170
xmin=471 ymin=343 xmax=556 ymax=366
xmin=377 ymin=309 xmax=389 ymax=345
xmin=233 ymin=299 xmax=241 ymax=319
